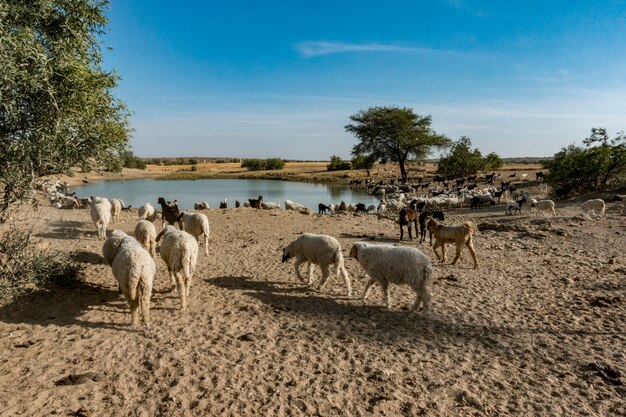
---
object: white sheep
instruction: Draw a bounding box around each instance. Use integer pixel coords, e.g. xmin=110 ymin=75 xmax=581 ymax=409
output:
xmin=177 ymin=212 xmax=210 ymax=256
xmin=284 ymin=199 xmax=305 ymax=211
xmin=194 ymin=201 xmax=209 ymax=210
xmin=261 ymin=201 xmax=281 ymax=210
xmin=377 ymin=200 xmax=387 ymax=214
xmin=581 ymin=199 xmax=605 ymax=217
xmin=349 ymin=242 xmax=433 ymax=313
xmin=155 ymin=225 xmax=199 ymax=311
xmin=110 ymin=242 xmax=155 ymax=328
xmin=109 ymin=198 xmax=122 ymax=222
xmin=367 ymin=204 xmax=376 ymax=213
xmin=135 ymin=220 xmax=157 ymax=259
xmin=282 ymin=233 xmax=352 ymax=296
xmin=90 ymin=197 xmax=111 ymax=239
xmin=102 ymin=232 xmax=155 ymax=328
xmin=138 ymin=203 xmax=158 ymax=222
xmin=530 ymin=199 xmax=556 ymax=216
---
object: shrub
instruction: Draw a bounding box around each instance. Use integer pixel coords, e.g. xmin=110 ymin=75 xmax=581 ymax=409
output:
xmin=543 ymin=128 xmax=626 ymax=194
xmin=351 ymin=155 xmax=375 ymax=170
xmin=241 ymin=158 xmax=285 ymax=171
xmin=327 ymin=155 xmax=352 ymax=171
xmin=0 ymin=226 xmax=83 ymax=300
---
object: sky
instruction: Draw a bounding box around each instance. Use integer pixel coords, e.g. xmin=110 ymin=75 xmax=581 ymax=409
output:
xmin=101 ymin=0 xmax=626 ymax=160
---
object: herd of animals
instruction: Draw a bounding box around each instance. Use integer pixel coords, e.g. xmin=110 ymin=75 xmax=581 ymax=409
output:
xmin=39 ymin=174 xmax=625 ymax=329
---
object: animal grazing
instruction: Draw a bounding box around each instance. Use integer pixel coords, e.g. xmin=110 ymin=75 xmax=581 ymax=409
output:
xmin=194 ymin=202 xmax=209 ymax=210
xmin=506 ymin=197 xmax=527 ymax=215
xmin=349 ymin=242 xmax=433 ymax=313
xmin=318 ymin=203 xmax=331 ymax=215
xmin=281 ymin=233 xmax=352 ymax=296
xmin=284 ymin=199 xmax=305 ymax=211
xmin=355 ymin=203 xmax=367 ymax=213
xmin=426 ymin=217 xmax=478 ymax=269
xmin=530 ymin=199 xmax=556 ymax=216
xmin=235 ymin=200 xmax=241 ymax=208
xmin=138 ymin=203 xmax=158 ymax=222
xmin=135 ymin=220 xmax=158 ymax=259
xmin=581 ymin=199 xmax=605 ymax=217
xmin=156 ymin=226 xmax=199 ymax=311
xmin=109 ymin=198 xmax=123 ymax=222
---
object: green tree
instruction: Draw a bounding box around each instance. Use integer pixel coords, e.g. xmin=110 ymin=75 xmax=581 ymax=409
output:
xmin=483 ymin=152 xmax=503 ymax=171
xmin=351 ymin=154 xmax=375 ymax=170
xmin=0 ymin=0 xmax=131 ymax=222
xmin=436 ymin=136 xmax=486 ymax=178
xmin=543 ymin=128 xmax=626 ymax=194
xmin=345 ymin=106 xmax=450 ymax=181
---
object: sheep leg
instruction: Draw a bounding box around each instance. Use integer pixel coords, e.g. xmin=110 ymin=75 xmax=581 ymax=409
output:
xmin=361 ymin=277 xmax=377 ymax=300
xmin=129 ymin=298 xmax=139 ymax=326
xmin=139 ymin=285 xmax=151 ymax=329
xmin=203 ymin=235 xmax=209 ymax=256
xmin=338 ymin=266 xmax=352 ymax=297
xmin=382 ymin=283 xmax=391 ymax=309
xmin=410 ymin=289 xmax=423 ymax=312
xmin=293 ymin=258 xmax=307 ymax=283
xmin=167 ymin=268 xmax=176 ymax=292
xmin=317 ymin=264 xmax=331 ymax=290
xmin=306 ymin=262 xmax=314 ymax=285
xmin=175 ymin=272 xmax=187 ymax=311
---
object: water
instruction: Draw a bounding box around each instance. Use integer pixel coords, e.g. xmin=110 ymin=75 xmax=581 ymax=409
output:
xmin=72 ymin=178 xmax=379 ymax=211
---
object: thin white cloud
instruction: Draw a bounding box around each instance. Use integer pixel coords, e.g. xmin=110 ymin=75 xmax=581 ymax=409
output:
xmin=294 ymin=41 xmax=430 ymax=58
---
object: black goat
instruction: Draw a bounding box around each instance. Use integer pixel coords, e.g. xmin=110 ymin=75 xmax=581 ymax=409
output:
xmin=536 ymin=171 xmax=545 ymax=181
xmin=318 ymin=203 xmax=331 ymax=215
xmin=157 ymin=197 xmax=183 ymax=228
xmin=419 ymin=210 xmax=445 ymax=244
xmin=355 ymin=203 xmax=367 ymax=213
xmin=248 ymin=195 xmax=263 ymax=209
xmin=235 ymin=200 xmax=241 ymax=208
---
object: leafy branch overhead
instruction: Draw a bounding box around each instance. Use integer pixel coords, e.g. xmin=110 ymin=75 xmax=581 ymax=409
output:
xmin=345 ymin=106 xmax=450 ymax=181
xmin=0 ymin=0 xmax=132 ymax=222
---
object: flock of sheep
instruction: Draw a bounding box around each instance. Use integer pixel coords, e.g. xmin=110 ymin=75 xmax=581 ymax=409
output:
xmin=42 ymin=175 xmax=625 ymax=330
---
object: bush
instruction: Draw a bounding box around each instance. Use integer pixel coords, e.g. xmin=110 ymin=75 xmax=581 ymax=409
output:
xmin=0 ymin=227 xmax=83 ymax=300
xmin=241 ymin=158 xmax=285 ymax=171
xmin=437 ymin=137 xmax=503 ymax=178
xmin=327 ymin=155 xmax=352 ymax=171
xmin=351 ymin=155 xmax=375 ymax=170
xmin=543 ymin=128 xmax=626 ymax=194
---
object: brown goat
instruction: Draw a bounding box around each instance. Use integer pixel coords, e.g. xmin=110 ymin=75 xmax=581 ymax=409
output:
xmin=399 ymin=207 xmax=418 ymax=240
xmin=426 ymin=217 xmax=478 ymax=269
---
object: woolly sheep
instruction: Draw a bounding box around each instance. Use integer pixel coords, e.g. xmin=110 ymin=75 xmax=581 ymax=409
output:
xmin=176 ymin=212 xmax=210 ymax=256
xmin=349 ymin=242 xmax=433 ymax=313
xmin=102 ymin=232 xmax=155 ymax=328
xmin=284 ymin=199 xmax=305 ymax=211
xmin=282 ymin=233 xmax=352 ymax=296
xmin=581 ymin=199 xmax=605 ymax=217
xmin=109 ymin=198 xmax=122 ymax=222
xmin=135 ymin=220 xmax=157 ymax=259
xmin=138 ymin=203 xmax=158 ymax=222
xmin=156 ymin=226 xmax=199 ymax=311
xmin=90 ymin=197 xmax=111 ymax=239
xmin=530 ymin=199 xmax=556 ymax=216
xmin=261 ymin=201 xmax=281 ymax=210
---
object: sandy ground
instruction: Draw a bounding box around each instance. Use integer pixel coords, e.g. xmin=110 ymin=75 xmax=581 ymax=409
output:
xmin=0 ymin=178 xmax=625 ymax=416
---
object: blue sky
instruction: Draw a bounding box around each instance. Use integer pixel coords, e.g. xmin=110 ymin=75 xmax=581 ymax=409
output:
xmin=102 ymin=0 xmax=626 ymax=159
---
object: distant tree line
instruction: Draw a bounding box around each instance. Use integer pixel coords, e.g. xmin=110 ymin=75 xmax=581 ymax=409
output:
xmin=241 ymin=158 xmax=285 ymax=171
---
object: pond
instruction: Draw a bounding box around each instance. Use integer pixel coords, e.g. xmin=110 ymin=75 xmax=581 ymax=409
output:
xmin=72 ymin=178 xmax=379 ymax=211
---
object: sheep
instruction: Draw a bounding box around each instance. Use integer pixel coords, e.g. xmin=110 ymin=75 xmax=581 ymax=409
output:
xmin=426 ymin=217 xmax=478 ymax=269
xmin=367 ymin=204 xmax=376 ymax=213
xmin=418 ymin=210 xmax=445 ymax=244
xmin=59 ymin=195 xmax=80 ymax=209
xmin=581 ymin=199 xmax=606 ymax=217
xmin=135 ymin=220 xmax=157 ymax=259
xmin=157 ymin=196 xmax=183 ymax=228
xmin=530 ymin=199 xmax=556 ymax=216
xmin=109 ymin=198 xmax=122 ymax=222
xmin=506 ymin=197 xmax=527 ymax=215
xmin=285 ymin=199 xmax=305 ymax=211
xmin=155 ymin=226 xmax=199 ymax=311
xmin=399 ymin=207 xmax=418 ymax=240
xmin=248 ymin=195 xmax=263 ymax=209
xmin=349 ymin=242 xmax=433 ymax=313
xmin=281 ymin=233 xmax=352 ymax=296
xmin=176 ymin=212 xmax=210 ymax=256
xmin=102 ymin=230 xmax=134 ymax=266
xmin=90 ymin=196 xmax=111 ymax=239
xmin=261 ymin=201 xmax=281 ymax=210
xmin=194 ymin=202 xmax=209 ymax=210
xmin=103 ymin=235 xmax=155 ymax=328
xmin=138 ymin=203 xmax=158 ymax=222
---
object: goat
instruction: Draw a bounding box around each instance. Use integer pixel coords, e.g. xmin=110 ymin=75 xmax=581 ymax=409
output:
xmin=506 ymin=197 xmax=527 ymax=215
xmin=157 ymin=197 xmax=183 ymax=229
xmin=399 ymin=207 xmax=418 ymax=240
xmin=536 ymin=171 xmax=545 ymax=181
xmin=426 ymin=217 xmax=478 ymax=269
xmin=248 ymin=195 xmax=263 ymax=209
xmin=355 ymin=203 xmax=367 ymax=213
xmin=219 ymin=198 xmax=228 ymax=209
xmin=318 ymin=203 xmax=331 ymax=215
xmin=418 ymin=210 xmax=445 ymax=244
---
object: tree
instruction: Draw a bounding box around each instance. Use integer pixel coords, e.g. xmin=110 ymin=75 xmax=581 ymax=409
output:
xmin=483 ymin=152 xmax=503 ymax=171
xmin=327 ymin=155 xmax=351 ymax=171
xmin=436 ymin=136 xmax=487 ymax=178
xmin=0 ymin=0 xmax=131 ymax=222
xmin=345 ymin=107 xmax=450 ymax=182
xmin=543 ymin=128 xmax=626 ymax=194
